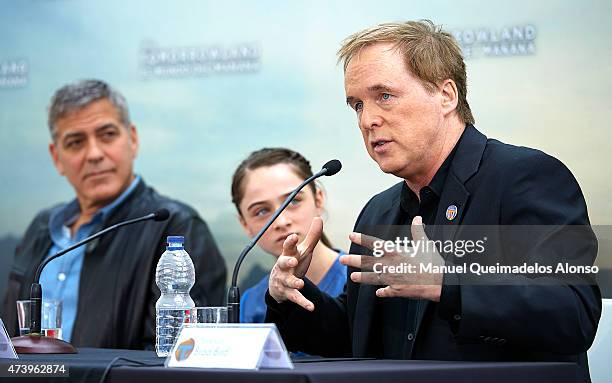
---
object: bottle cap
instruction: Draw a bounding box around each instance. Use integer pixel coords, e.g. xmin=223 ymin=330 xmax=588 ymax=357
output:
xmin=167 ymin=235 xmax=184 ymax=244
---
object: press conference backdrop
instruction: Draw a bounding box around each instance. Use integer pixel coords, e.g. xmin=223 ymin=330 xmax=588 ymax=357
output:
xmin=1 ymin=0 xmax=611 ymax=297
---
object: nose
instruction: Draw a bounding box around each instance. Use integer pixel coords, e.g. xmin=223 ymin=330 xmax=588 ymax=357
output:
xmin=273 ymin=210 xmax=292 ymax=231
xmin=360 ymin=104 xmax=383 ymax=131
xmin=85 ymin=137 xmax=105 ymax=163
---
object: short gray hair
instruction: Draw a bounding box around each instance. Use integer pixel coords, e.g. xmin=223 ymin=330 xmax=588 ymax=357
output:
xmin=48 ymin=79 xmax=131 ymax=139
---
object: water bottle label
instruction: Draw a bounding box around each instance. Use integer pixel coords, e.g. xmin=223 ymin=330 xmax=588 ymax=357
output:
xmin=155 ymin=308 xmax=192 ymax=357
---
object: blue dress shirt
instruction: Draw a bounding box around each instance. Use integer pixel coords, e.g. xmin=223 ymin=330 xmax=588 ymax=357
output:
xmin=40 ymin=176 xmax=141 ymax=341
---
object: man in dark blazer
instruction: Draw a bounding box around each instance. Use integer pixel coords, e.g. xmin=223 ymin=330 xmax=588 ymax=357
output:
xmin=264 ymin=20 xmax=601 ymax=381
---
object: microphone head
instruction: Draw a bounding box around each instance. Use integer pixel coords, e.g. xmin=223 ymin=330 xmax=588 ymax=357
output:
xmin=322 ymin=159 xmax=342 ymax=176
xmin=153 ymin=208 xmax=170 ymax=222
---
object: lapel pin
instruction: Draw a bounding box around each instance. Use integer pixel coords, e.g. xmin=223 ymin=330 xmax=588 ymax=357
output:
xmin=446 ymin=204 xmax=458 ymax=221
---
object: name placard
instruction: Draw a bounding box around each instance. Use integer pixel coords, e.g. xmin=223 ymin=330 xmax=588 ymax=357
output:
xmin=165 ymin=323 xmax=293 ymax=370
xmin=0 ymin=318 xmax=18 ymax=359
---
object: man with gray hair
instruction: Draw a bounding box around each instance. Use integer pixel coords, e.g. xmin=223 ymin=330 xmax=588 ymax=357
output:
xmin=2 ymin=79 xmax=227 ymax=349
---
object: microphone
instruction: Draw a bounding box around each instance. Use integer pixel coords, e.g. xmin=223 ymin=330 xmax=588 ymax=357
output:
xmin=13 ymin=208 xmax=170 ymax=354
xmin=322 ymin=159 xmax=342 ymax=176
xmin=227 ymin=160 xmax=342 ymax=323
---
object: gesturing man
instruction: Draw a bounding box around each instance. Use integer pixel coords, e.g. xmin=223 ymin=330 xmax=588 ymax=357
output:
xmin=265 ymin=20 xmax=600 ymax=382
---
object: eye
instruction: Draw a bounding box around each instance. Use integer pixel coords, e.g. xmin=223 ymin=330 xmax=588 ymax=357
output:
xmin=254 ymin=208 xmax=269 ymax=217
xmin=65 ymin=139 xmax=84 ymax=149
xmin=100 ymin=130 xmax=118 ymax=142
xmin=353 ymin=101 xmax=363 ymax=112
xmin=381 ymin=93 xmax=392 ymax=101
xmin=289 ymin=198 xmax=301 ymax=207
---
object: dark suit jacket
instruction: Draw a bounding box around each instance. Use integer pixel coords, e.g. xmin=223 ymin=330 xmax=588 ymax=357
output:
xmin=2 ymin=179 xmax=227 ymax=349
xmin=266 ymin=125 xmax=601 ymax=381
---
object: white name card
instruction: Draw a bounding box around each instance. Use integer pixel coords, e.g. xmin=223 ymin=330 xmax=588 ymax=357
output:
xmin=165 ymin=323 xmax=293 ymax=370
xmin=0 ymin=318 xmax=18 ymax=359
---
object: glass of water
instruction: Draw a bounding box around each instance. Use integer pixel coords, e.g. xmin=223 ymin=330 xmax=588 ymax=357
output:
xmin=190 ymin=306 xmax=228 ymax=324
xmin=16 ymin=300 xmax=63 ymax=339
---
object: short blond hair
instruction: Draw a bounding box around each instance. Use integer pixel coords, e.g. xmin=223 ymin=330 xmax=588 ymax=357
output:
xmin=338 ymin=20 xmax=474 ymax=125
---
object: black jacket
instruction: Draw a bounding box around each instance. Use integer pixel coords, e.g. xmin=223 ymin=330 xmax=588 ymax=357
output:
xmin=2 ymin=179 xmax=227 ymax=349
xmin=266 ymin=125 xmax=601 ymax=381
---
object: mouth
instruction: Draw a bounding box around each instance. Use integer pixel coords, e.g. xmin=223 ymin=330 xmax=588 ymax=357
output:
xmin=276 ymin=233 xmax=298 ymax=244
xmin=370 ymin=139 xmax=393 ymax=153
xmin=83 ymin=169 xmax=114 ymax=180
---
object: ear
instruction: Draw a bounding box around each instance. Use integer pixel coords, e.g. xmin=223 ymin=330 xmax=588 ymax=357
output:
xmin=129 ymin=124 xmax=139 ymax=158
xmin=238 ymin=214 xmax=254 ymax=237
xmin=49 ymin=141 xmax=65 ymax=176
xmin=314 ymin=186 xmax=326 ymax=215
xmin=439 ymin=79 xmax=459 ymax=117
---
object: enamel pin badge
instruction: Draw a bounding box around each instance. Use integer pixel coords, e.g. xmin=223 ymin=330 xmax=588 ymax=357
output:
xmin=446 ymin=205 xmax=458 ymax=221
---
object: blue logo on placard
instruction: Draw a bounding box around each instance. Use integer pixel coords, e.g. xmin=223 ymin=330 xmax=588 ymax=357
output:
xmin=175 ymin=338 xmax=195 ymax=361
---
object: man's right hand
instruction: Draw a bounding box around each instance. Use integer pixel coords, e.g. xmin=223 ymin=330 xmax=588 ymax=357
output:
xmin=268 ymin=217 xmax=323 ymax=311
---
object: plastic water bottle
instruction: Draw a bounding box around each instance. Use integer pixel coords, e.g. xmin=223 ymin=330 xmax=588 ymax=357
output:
xmin=155 ymin=235 xmax=195 ymax=357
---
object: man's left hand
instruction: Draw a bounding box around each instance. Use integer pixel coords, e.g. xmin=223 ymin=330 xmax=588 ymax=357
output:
xmin=339 ymin=216 xmax=443 ymax=302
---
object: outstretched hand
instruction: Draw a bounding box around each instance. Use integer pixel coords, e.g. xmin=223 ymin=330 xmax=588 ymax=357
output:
xmin=268 ymin=217 xmax=323 ymax=311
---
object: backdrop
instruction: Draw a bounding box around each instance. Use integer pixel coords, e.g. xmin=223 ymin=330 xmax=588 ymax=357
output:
xmin=1 ymin=0 xmax=610 ymax=294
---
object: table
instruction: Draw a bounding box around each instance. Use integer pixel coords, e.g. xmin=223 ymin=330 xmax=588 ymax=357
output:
xmin=1 ymin=348 xmax=583 ymax=383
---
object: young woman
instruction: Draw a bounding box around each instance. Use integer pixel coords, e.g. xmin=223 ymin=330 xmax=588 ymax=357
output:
xmin=231 ymin=148 xmax=346 ymax=323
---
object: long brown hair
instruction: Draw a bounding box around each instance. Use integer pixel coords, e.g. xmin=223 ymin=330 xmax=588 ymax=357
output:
xmin=231 ymin=148 xmax=333 ymax=248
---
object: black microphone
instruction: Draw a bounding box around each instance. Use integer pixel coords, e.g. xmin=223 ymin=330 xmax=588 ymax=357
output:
xmin=227 ymin=160 xmax=342 ymax=323
xmin=28 ymin=208 xmax=170 ymax=336
xmin=322 ymin=159 xmax=342 ymax=176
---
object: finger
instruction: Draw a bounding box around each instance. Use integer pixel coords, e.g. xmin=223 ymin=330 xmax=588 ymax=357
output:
xmin=340 ymin=253 xmax=398 ymax=271
xmin=350 ymin=271 xmax=383 ymax=285
xmin=283 ymin=274 xmax=304 ymax=289
xmin=277 ymin=255 xmax=298 ymax=269
xmin=377 ymin=285 xmax=442 ymax=301
xmin=354 ymin=271 xmax=385 ymax=285
xmin=349 ymin=232 xmax=383 ymax=250
xmin=281 ymin=233 xmax=300 ymax=258
xmin=376 ymin=285 xmax=410 ymax=298
xmin=376 ymin=286 xmax=395 ymax=298
xmin=353 ymin=271 xmax=413 ymax=285
xmin=411 ymin=215 xmax=428 ymax=242
xmin=339 ymin=254 xmax=363 ymax=269
xmin=286 ymin=289 xmax=315 ymax=311
xmin=299 ymin=217 xmax=323 ymax=255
